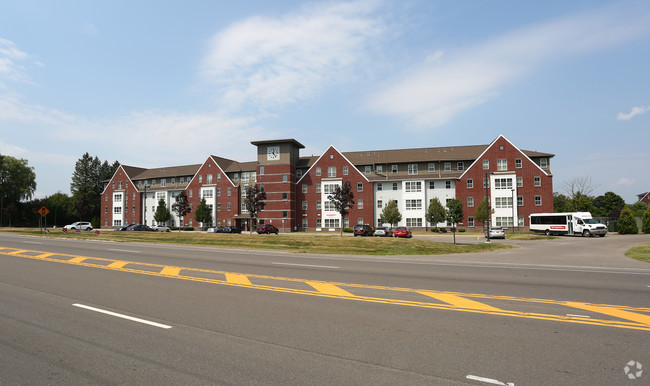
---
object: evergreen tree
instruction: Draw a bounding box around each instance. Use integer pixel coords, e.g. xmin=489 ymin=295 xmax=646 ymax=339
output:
xmin=327 ymin=181 xmax=354 ymax=236
xmin=153 ymin=198 xmax=171 ymax=225
xmin=641 ymin=205 xmax=650 ymax=234
xmin=617 ymin=207 xmax=638 ymax=234
xmin=70 ymin=153 xmax=118 ymax=221
xmin=194 ymin=197 xmax=212 ymax=229
xmin=244 ymin=185 xmax=266 ymax=233
xmin=425 ymin=197 xmax=446 ymax=228
xmin=446 ymin=198 xmax=464 ymax=244
xmin=380 ymin=200 xmax=402 ymax=227
xmin=172 ymin=191 xmax=191 ymax=231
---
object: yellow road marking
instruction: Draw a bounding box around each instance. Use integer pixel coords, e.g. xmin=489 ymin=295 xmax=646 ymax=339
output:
xmin=225 ymin=273 xmax=251 ymax=285
xmin=418 ymin=291 xmax=503 ymax=312
xmin=2 ymin=247 xmax=649 ymax=331
xmin=307 ymin=282 xmax=355 ymax=297
xmin=160 ymin=266 xmax=182 ymax=276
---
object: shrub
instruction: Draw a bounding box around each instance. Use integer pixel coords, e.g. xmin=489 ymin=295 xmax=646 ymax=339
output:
xmin=458 ymin=228 xmax=466 ymax=232
xmin=182 ymin=226 xmax=195 ymax=231
xmin=642 ymin=206 xmax=650 ymax=234
xmin=617 ymin=207 xmax=638 ymax=234
xmin=440 ymin=228 xmax=447 ymax=233
xmin=343 ymin=228 xmax=353 ymax=233
xmin=430 ymin=227 xmax=439 ymax=233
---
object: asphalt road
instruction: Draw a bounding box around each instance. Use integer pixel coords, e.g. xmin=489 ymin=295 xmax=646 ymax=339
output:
xmin=1 ymin=232 xmax=649 ymax=385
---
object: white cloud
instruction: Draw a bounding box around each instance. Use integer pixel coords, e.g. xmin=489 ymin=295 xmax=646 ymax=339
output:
xmin=365 ymin=3 xmax=650 ymax=130
xmin=0 ymin=38 xmax=31 ymax=84
xmin=200 ymin=0 xmax=384 ymax=113
xmin=617 ymin=105 xmax=650 ymax=120
xmin=615 ymin=177 xmax=635 ymax=186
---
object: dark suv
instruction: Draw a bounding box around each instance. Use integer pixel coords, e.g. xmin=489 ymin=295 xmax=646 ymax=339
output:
xmin=256 ymin=224 xmax=279 ymax=234
xmin=353 ymin=224 xmax=374 ymax=236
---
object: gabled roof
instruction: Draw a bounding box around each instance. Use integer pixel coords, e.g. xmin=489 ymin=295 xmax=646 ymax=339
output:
xmin=124 ymin=164 xmax=202 ymax=180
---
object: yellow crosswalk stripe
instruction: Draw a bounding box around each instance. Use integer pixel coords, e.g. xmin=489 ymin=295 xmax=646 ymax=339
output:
xmin=418 ymin=291 xmax=503 ymax=312
xmin=307 ymin=282 xmax=355 ymax=297
xmin=565 ymin=302 xmax=650 ymax=328
xmin=225 ymin=273 xmax=252 ymax=285
xmin=160 ymin=266 xmax=181 ymax=276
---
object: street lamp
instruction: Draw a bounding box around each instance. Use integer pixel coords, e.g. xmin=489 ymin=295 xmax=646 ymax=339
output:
xmin=143 ymin=183 xmax=148 ymax=225
xmin=485 ymin=172 xmax=492 ymax=242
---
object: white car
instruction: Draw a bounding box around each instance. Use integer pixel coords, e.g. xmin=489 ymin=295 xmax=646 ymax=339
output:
xmin=64 ymin=221 xmax=93 ymax=231
xmin=153 ymin=225 xmax=171 ymax=232
xmin=488 ymin=227 xmax=506 ymax=239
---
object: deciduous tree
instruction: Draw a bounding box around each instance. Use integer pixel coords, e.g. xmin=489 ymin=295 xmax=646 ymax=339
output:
xmin=154 ymin=198 xmax=171 ymax=225
xmin=244 ymin=185 xmax=266 ymax=234
xmin=425 ymin=197 xmax=446 ymax=228
xmin=194 ymin=197 xmax=212 ymax=230
xmin=380 ymin=200 xmax=401 ymax=227
xmin=445 ymin=198 xmax=464 ymax=244
xmin=327 ymin=181 xmax=354 ymax=236
xmin=642 ymin=206 xmax=650 ymax=234
xmin=172 ymin=191 xmax=191 ymax=231
xmin=0 ymin=154 xmax=36 ymax=226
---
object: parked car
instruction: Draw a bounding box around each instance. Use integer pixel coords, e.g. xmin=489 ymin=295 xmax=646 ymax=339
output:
xmin=256 ymin=224 xmax=279 ymax=234
xmin=353 ymin=224 xmax=374 ymax=237
xmin=153 ymin=225 xmax=171 ymax=232
xmin=206 ymin=226 xmax=225 ymax=233
xmin=373 ymin=227 xmax=393 ymax=237
xmin=488 ymin=227 xmax=506 ymax=239
xmin=393 ymin=226 xmax=412 ymax=238
xmin=115 ymin=224 xmax=134 ymax=231
xmin=64 ymin=221 xmax=93 ymax=231
xmin=223 ymin=226 xmax=242 ymax=234
xmin=127 ymin=224 xmax=155 ymax=231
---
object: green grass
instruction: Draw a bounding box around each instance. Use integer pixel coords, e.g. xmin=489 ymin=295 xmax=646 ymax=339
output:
xmin=2 ymin=228 xmax=513 ymax=255
xmin=626 ymin=242 xmax=650 ymax=263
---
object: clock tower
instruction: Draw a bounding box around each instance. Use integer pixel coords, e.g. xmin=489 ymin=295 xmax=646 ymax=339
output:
xmin=251 ymin=139 xmax=305 ymax=232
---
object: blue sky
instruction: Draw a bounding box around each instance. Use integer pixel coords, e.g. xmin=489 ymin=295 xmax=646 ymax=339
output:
xmin=1 ymin=0 xmax=649 ymax=203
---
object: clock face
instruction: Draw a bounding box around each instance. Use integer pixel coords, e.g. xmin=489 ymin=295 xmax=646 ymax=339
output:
xmin=267 ymin=146 xmax=280 ymax=160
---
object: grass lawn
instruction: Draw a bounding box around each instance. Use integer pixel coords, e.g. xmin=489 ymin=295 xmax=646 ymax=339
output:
xmin=2 ymin=228 xmax=513 ymax=255
xmin=626 ymin=242 xmax=650 ymax=263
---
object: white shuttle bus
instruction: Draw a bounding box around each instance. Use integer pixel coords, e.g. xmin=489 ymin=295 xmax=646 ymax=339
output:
xmin=529 ymin=212 xmax=607 ymax=237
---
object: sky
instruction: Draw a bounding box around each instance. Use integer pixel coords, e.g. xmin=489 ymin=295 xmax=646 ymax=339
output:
xmin=1 ymin=0 xmax=649 ymax=203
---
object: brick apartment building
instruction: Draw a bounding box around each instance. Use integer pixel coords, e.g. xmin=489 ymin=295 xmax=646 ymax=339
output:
xmin=100 ymin=134 xmax=554 ymax=231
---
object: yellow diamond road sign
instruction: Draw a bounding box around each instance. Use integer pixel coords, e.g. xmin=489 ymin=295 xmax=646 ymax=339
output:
xmin=38 ymin=206 xmax=50 ymax=217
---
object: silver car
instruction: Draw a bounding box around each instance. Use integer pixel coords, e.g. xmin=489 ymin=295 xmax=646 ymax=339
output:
xmin=373 ymin=227 xmax=393 ymax=237
xmin=64 ymin=221 xmax=93 ymax=231
xmin=488 ymin=227 xmax=506 ymax=239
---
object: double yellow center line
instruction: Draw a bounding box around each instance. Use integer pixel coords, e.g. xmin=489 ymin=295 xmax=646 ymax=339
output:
xmin=2 ymin=247 xmax=649 ymax=331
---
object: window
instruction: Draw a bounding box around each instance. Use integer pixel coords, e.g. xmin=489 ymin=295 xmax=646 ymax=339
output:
xmin=282 ymin=174 xmax=288 ymax=183
xmin=132 ymin=206 xmax=135 ymax=213
xmin=444 ymin=162 xmax=451 ymax=171
xmin=227 ymin=203 xmax=231 ymax=211
xmin=260 ymin=184 xmax=264 ymax=192
xmin=198 ymin=175 xmax=203 ymax=183
xmin=114 ymin=194 xmax=122 ymax=202
xmin=517 ymin=177 xmax=523 ymax=188
xmin=517 ymin=196 xmax=523 ymax=206
xmin=324 ymin=201 xmax=336 ymax=211
xmin=180 ymin=177 xmax=185 ymax=184
xmin=365 ymin=166 xmax=371 ymax=174
xmin=535 ymin=195 xmax=542 ymax=206
xmin=227 ymin=188 xmax=231 ymax=196
xmin=283 ymin=211 xmax=287 ymax=219
xmin=357 ymin=182 xmax=363 ymax=192
xmin=233 ymin=173 xmax=239 ymax=181
xmin=377 ymin=200 xmax=383 ymax=209
xmin=494 ymin=178 xmax=513 ymax=189
xmin=240 ymin=173 xmax=249 ymax=183
xmin=316 ymin=201 xmax=321 ymax=210
xmin=316 ymin=219 xmax=322 ymax=228
xmin=392 ymin=165 xmax=398 ymax=173
xmin=428 ymin=163 xmax=435 ymax=172
xmin=302 ymin=201 xmax=308 ymax=210
xmin=495 ymin=197 xmax=513 ymax=208
xmin=217 ymin=188 xmax=221 ymax=197
xmin=468 ymin=197 xmax=474 ymax=207
xmin=483 ymin=160 xmax=489 ymax=170
xmin=118 ymin=181 xmax=122 ymax=189
xmin=392 ymin=183 xmax=398 ymax=190
xmin=428 ymin=181 xmax=435 ymax=189
xmin=496 ymin=217 xmax=514 ymax=227
xmin=408 ymin=164 xmax=418 ymax=175
xmin=217 ymin=203 xmax=221 ymax=211
xmin=324 ymin=184 xmax=337 ymax=194
xmin=344 ymin=218 xmax=349 ymax=228
xmin=282 ymin=193 xmax=288 ymax=201
xmin=302 ymin=184 xmax=307 ymax=193
xmin=405 ymin=199 xmax=422 ymax=210
xmin=518 ymin=216 xmax=524 ymax=226
xmin=160 ymin=178 xmax=166 ymax=187
xmin=534 ymin=176 xmax=541 ymax=187
xmin=328 ymin=167 xmax=337 ymax=178
xmin=260 ymin=166 xmax=264 ymax=175
xmin=446 ymin=181 xmax=451 ymax=189
xmin=468 ymin=217 xmax=475 ymax=227
xmin=540 ymin=158 xmax=548 ymax=168
xmin=113 ymin=207 xmax=122 ymax=214
xmin=497 ymin=159 xmax=507 ymax=171
xmin=241 ymin=189 xmax=246 ymax=198
xmin=217 ymin=173 xmax=221 ymax=182
xmin=358 ymin=200 xmax=364 ymax=209
xmin=316 ymin=167 xmax=321 ymax=176
xmin=405 ymin=181 xmax=422 ymax=192
xmin=467 ymin=179 xmax=473 ymax=189
xmin=203 ymin=190 xmax=213 ymax=199
xmin=112 ymin=182 xmax=115 ymax=189
xmin=241 ymin=203 xmax=248 ymax=213
xmin=515 ymin=159 xmax=522 ymax=168
xmin=343 ymin=166 xmax=348 ymax=175
xmin=457 ymin=162 xmax=464 ymax=171
xmin=357 ymin=218 xmax=364 ymax=225
xmin=325 ymin=218 xmax=340 ymax=228
xmin=302 ymin=218 xmax=308 ymax=228
xmin=376 ymin=165 xmax=383 ymax=174
xmin=316 ymin=184 xmax=321 ymax=193
xmin=406 ymin=218 xmax=423 ymax=227
xmin=189 ymin=189 xmax=193 ymax=198
xmin=377 ymin=183 xmax=383 ymax=191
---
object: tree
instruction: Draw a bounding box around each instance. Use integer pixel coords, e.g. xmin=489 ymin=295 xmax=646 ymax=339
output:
xmin=446 ymin=198 xmax=464 ymax=244
xmin=380 ymin=200 xmax=401 ymax=227
xmin=327 ymin=181 xmax=354 ymax=236
xmin=0 ymin=154 xmax=37 ymax=226
xmin=553 ymin=193 xmax=571 ymax=213
xmin=172 ymin=191 xmax=191 ymax=231
xmin=70 ymin=153 xmax=118 ymax=221
xmin=629 ymin=201 xmax=649 ymax=218
xmin=244 ymin=185 xmax=266 ymax=234
xmin=153 ymin=198 xmax=171 ymax=225
xmin=592 ymin=191 xmax=625 ymax=218
xmin=642 ymin=206 xmax=650 ymax=234
xmin=194 ymin=197 xmax=212 ymax=230
xmin=562 ymin=176 xmax=597 ymax=213
xmin=425 ymin=198 xmax=446 ymax=228
xmin=616 ymin=207 xmax=638 ymax=234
